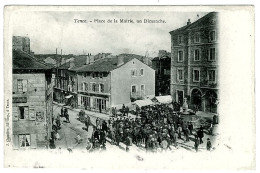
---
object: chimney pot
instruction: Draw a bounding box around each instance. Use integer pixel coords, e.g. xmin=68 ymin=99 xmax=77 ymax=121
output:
xmin=187 ymin=19 xmax=191 ymax=25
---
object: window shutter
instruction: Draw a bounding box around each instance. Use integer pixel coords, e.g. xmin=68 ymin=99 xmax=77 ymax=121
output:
xmin=29 ymin=105 xmax=36 ymax=120
xmin=13 ymin=135 xmax=19 ymax=149
xmin=24 ymin=107 xmax=29 ymax=119
xmin=30 ymin=134 xmax=37 ymax=149
xmin=12 ymin=106 xmax=19 ymax=121
xmin=22 ymin=80 xmax=28 ymax=92
xmin=207 ymin=49 xmax=209 ymax=61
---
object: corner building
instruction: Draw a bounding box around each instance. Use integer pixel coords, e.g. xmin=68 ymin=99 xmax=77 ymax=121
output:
xmin=170 ymin=12 xmax=219 ymax=113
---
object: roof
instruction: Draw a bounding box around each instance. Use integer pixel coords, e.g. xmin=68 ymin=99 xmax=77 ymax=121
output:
xmin=134 ymin=99 xmax=154 ymax=108
xmin=169 ymin=12 xmax=217 ymax=35
xmin=154 ymin=95 xmax=173 ymax=104
xmin=74 ymin=54 xmax=146 ymax=72
xmin=13 ymin=50 xmax=52 ymax=70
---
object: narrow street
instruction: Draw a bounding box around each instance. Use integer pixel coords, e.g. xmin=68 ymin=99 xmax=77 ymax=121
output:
xmin=52 ymin=103 xmax=219 ymax=153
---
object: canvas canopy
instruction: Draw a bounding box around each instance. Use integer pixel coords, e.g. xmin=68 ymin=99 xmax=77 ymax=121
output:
xmin=134 ymin=99 xmax=154 ymax=108
xmin=65 ymin=95 xmax=73 ymax=99
xmin=154 ymin=95 xmax=172 ymax=104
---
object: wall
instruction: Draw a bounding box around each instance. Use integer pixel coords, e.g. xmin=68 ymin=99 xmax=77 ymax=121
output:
xmin=12 ymin=73 xmax=48 ymax=149
xmin=111 ymin=58 xmax=155 ymax=107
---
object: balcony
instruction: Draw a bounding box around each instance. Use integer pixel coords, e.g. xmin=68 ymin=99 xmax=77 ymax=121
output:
xmin=200 ymin=80 xmax=218 ymax=88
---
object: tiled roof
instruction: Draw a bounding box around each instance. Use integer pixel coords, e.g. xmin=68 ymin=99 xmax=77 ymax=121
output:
xmin=13 ymin=50 xmax=52 ymax=70
xmin=169 ymin=12 xmax=217 ymax=35
xmin=75 ymin=54 xmax=145 ymax=72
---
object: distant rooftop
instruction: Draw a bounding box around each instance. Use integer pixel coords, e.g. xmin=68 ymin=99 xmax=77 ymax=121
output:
xmin=13 ymin=50 xmax=52 ymax=70
xmin=75 ymin=53 xmax=145 ymax=72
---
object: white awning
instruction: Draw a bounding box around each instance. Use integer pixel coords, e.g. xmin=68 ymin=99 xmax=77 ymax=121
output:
xmin=155 ymin=95 xmax=172 ymax=104
xmin=134 ymin=99 xmax=154 ymax=108
xmin=65 ymin=95 xmax=73 ymax=99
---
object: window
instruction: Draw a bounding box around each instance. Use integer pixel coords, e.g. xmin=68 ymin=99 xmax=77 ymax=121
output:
xmin=91 ymin=83 xmax=96 ymax=92
xmin=209 ymin=31 xmax=216 ymax=42
xmin=195 ymin=33 xmax=200 ymax=43
xmin=140 ymin=69 xmax=144 ymax=76
xmin=17 ymin=79 xmax=28 ymax=93
xmin=178 ymin=51 xmax=184 ymax=62
xmin=178 ymin=35 xmax=183 ymax=44
xmin=95 ymin=84 xmax=99 ymax=92
xmin=84 ymin=82 xmax=88 ymax=91
xmin=208 ymin=70 xmax=216 ymax=82
xmin=81 ymin=83 xmax=84 ymax=91
xmin=100 ymin=84 xmax=104 ymax=93
xmin=177 ymin=69 xmax=184 ymax=81
xmin=81 ymin=96 xmax=90 ymax=107
xmin=140 ymin=84 xmax=145 ymax=95
xmin=193 ymin=69 xmax=200 ymax=82
xmin=194 ymin=49 xmax=200 ymax=61
xmin=131 ymin=85 xmax=137 ymax=93
xmin=131 ymin=69 xmax=137 ymax=77
xmin=19 ymin=134 xmax=30 ymax=148
xmin=99 ymin=73 xmax=103 ymax=78
xmin=19 ymin=106 xmax=29 ymax=120
xmin=208 ymin=48 xmax=216 ymax=61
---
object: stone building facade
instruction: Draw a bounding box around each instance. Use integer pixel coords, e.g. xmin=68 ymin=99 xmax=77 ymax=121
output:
xmin=170 ymin=12 xmax=219 ymax=113
xmin=12 ymin=50 xmax=53 ymax=149
xmin=152 ymin=50 xmax=171 ymax=96
xmin=75 ymin=54 xmax=155 ymax=113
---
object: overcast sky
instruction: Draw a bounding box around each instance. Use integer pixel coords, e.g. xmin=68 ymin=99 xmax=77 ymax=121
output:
xmin=11 ymin=10 xmax=208 ymax=57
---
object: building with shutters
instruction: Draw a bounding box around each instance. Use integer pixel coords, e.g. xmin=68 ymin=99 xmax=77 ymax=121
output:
xmin=12 ymin=50 xmax=53 ymax=149
xmin=75 ymin=53 xmax=155 ymax=113
xmin=169 ymin=12 xmax=219 ymax=113
xmin=152 ymin=50 xmax=171 ymax=96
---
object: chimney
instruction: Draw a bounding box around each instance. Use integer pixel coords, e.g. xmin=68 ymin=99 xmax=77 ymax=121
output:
xmin=117 ymin=56 xmax=124 ymax=66
xmin=69 ymin=59 xmax=75 ymax=69
xmin=56 ymin=48 xmax=57 ymax=55
xmin=61 ymin=49 xmax=62 ymax=56
xmin=102 ymin=53 xmax=106 ymax=59
xmin=86 ymin=53 xmax=90 ymax=64
xmin=89 ymin=55 xmax=94 ymax=64
xmin=187 ymin=19 xmax=191 ymax=25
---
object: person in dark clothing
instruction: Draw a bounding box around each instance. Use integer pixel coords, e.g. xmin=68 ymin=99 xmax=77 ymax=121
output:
xmin=125 ymin=106 xmax=129 ymax=116
xmin=64 ymin=112 xmax=70 ymax=123
xmin=207 ymin=138 xmax=212 ymax=151
xmin=99 ymin=130 xmax=106 ymax=145
xmin=188 ymin=122 xmax=193 ymax=135
xmin=197 ymin=127 xmax=204 ymax=144
xmin=84 ymin=115 xmax=90 ymax=131
xmin=61 ymin=107 xmax=64 ymax=117
xmin=49 ymin=138 xmax=56 ymax=149
xmin=194 ymin=138 xmax=199 ymax=152
xmin=93 ymin=129 xmax=100 ymax=141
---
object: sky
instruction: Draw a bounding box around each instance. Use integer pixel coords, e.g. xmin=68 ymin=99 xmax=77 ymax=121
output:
xmin=11 ymin=10 xmax=208 ymax=57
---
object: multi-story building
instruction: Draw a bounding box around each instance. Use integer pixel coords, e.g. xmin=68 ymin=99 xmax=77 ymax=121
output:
xmin=12 ymin=36 xmax=31 ymax=53
xmin=170 ymin=12 xmax=219 ymax=113
xmin=75 ymin=54 xmax=155 ymax=113
xmin=152 ymin=50 xmax=171 ymax=96
xmin=12 ymin=49 xmax=53 ymax=149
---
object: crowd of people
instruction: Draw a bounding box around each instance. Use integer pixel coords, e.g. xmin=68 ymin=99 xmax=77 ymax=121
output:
xmin=49 ymin=107 xmax=70 ymax=149
xmin=103 ymin=104 xmax=213 ymax=152
xmin=50 ymin=104 xmax=214 ymax=152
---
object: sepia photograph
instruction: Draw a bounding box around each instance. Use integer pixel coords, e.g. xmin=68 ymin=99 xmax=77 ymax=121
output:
xmin=3 ymin=5 xmax=255 ymax=169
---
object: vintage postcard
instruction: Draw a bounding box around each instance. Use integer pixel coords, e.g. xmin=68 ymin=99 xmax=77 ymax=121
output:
xmin=3 ymin=6 xmax=255 ymax=169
